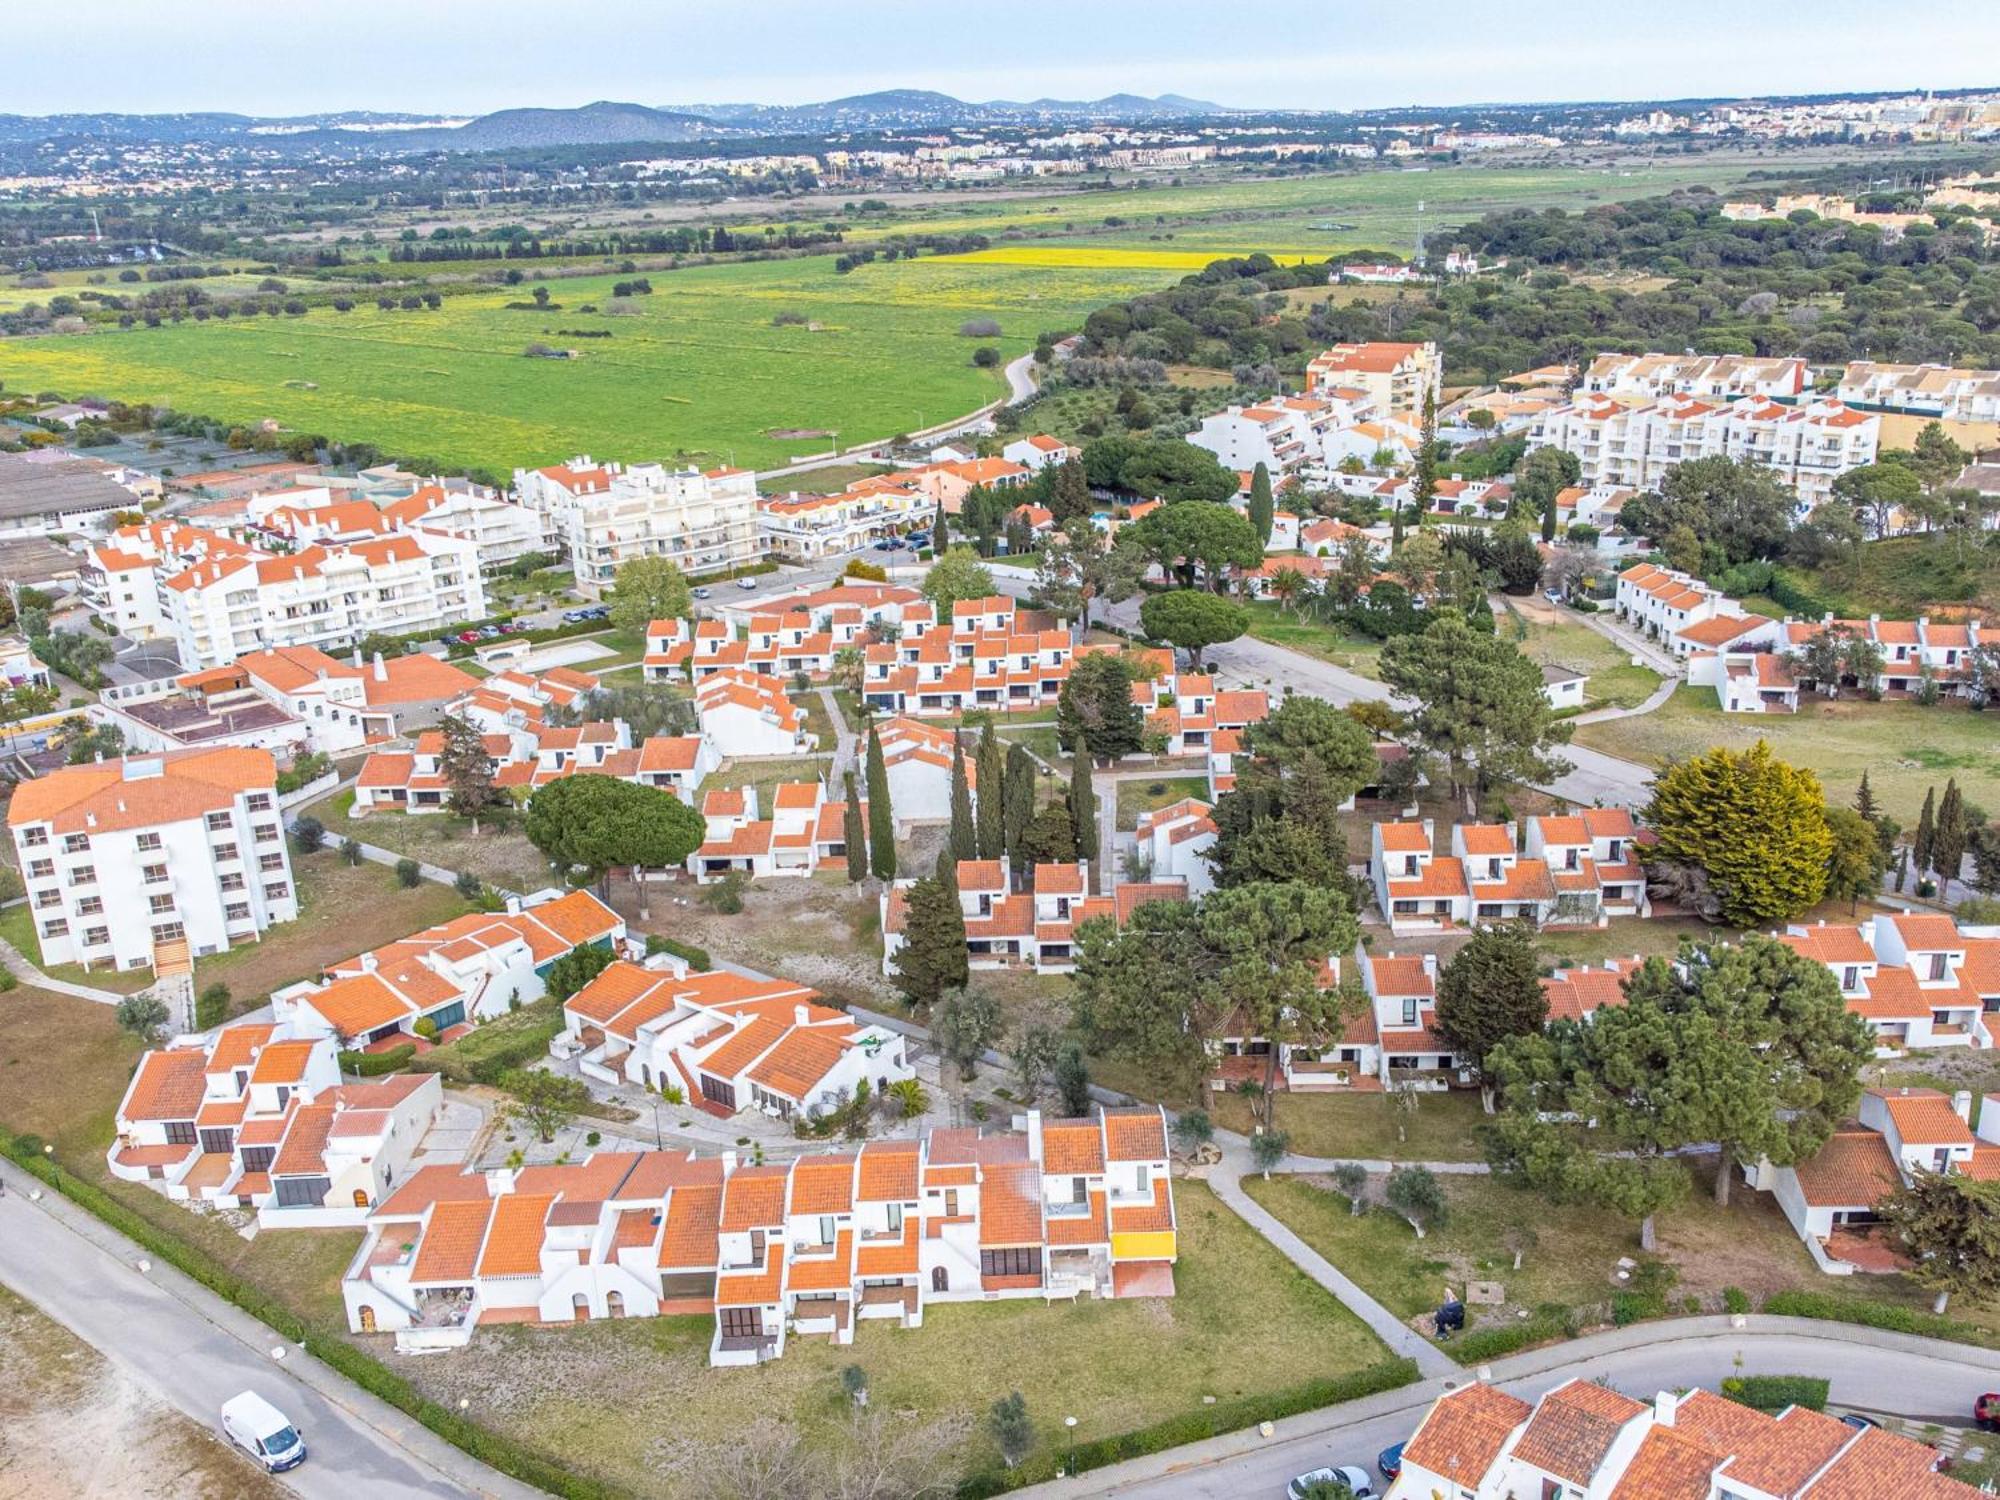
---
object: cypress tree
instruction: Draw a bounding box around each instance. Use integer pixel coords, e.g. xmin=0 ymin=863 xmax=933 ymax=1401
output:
xmin=1247 ymin=461 xmax=1274 ymax=546
xmin=866 ymin=726 xmax=896 ymax=880
xmin=1934 ymin=778 xmax=1967 ymax=885
xmin=892 ymin=874 xmax=968 ymax=1013
xmin=1070 ymin=736 xmax=1099 ymax=869
xmin=975 ymin=721 xmax=1004 ymax=859
xmin=1854 ymin=770 xmax=1879 ymax=822
xmin=949 ymin=733 xmax=977 ymax=861
xmin=842 ymin=770 xmax=868 ymax=883
xmin=1914 ymin=785 xmax=1937 ymax=878
xmin=1539 ymin=479 xmax=1558 ymax=542
xmin=1002 ymin=743 xmax=1037 ymax=873
xmin=933 ymin=499 xmax=950 ymax=551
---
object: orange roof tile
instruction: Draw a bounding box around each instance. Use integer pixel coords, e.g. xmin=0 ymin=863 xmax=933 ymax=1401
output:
xmin=1103 ymin=1108 xmax=1167 ymax=1163
xmin=411 ymin=1197 xmax=496 ymax=1283
xmin=715 ymin=1243 xmax=784 ymax=1306
xmin=978 ymin=1159 xmax=1045 ymax=1247
xmin=1403 ymin=1383 xmax=1531 ymax=1488
xmin=477 ymin=1193 xmax=554 ymax=1277
xmin=659 ymin=1183 xmax=722 ymax=1268
xmin=857 ymin=1140 xmax=921 ymax=1202
xmin=1510 ymin=1380 xmax=1648 ymax=1486
xmin=720 ymin=1164 xmax=789 ymax=1230
xmin=788 ymin=1154 xmax=857 ymax=1216
xmin=1793 ymin=1128 xmax=1904 ymax=1209
xmin=122 ymin=1048 xmax=208 ymax=1122
xmin=785 ymin=1231 xmax=854 ymax=1292
xmin=1041 ymin=1120 xmax=1106 ymax=1175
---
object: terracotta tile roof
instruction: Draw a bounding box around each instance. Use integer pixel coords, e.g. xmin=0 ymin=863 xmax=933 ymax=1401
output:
xmin=720 ymin=1164 xmax=790 ymax=1230
xmin=747 ymin=1027 xmax=851 ymax=1102
xmin=477 ymin=1193 xmax=554 ymax=1277
xmin=122 ymin=1048 xmax=208 ymax=1122
xmin=700 ymin=1016 xmax=789 ymax=1082
xmin=1041 ymin=1119 xmax=1106 ymax=1175
xmin=716 ymin=1243 xmax=784 ymax=1306
xmin=1369 ymin=955 xmax=1434 ymax=998
xmin=1808 ymin=1423 xmax=1969 ymax=1498
xmin=249 ymin=1039 xmax=318 ymax=1086
xmin=1873 ymin=1089 xmax=1975 ymax=1146
xmin=786 ymin=1231 xmax=854 ymax=1292
xmin=1388 ymin=855 xmax=1468 ymax=899
xmin=1403 ymin=1383 xmax=1531 ymax=1489
xmin=1581 ymin=806 xmax=1637 ymax=838
xmin=856 ymin=1217 xmax=920 ymax=1275
xmin=1047 ymin=1190 xmax=1108 ymax=1246
xmin=1510 ymin=1379 xmax=1649 ymax=1486
xmin=370 ymin=1164 xmax=493 ymax=1218
xmin=271 ymin=1104 xmax=336 ymax=1178
xmin=1109 ymin=1176 xmax=1174 ymax=1234
xmin=411 ymin=1197 xmax=496 ymax=1283
xmin=1103 ymin=1108 xmax=1167 ymax=1163
xmin=1794 ymin=1127 xmax=1904 ymax=1209
xmin=298 ymin=973 xmax=419 ymax=1038
xmin=659 ymin=1183 xmax=722 ymax=1268
xmin=1542 ymin=963 xmax=1636 ymax=1022
xmin=1781 ymin=924 xmax=1878 ymax=967
xmin=1457 ymin=823 xmax=1515 ymax=857
xmin=1608 ymin=1425 xmax=1722 ymax=1500
xmin=1376 ymin=821 xmax=1432 ymax=853
xmin=204 ymin=1023 xmax=277 ymax=1073
xmin=788 ymin=1154 xmax=857 ymax=1216
xmin=1717 ymin=1405 xmax=1854 ymax=1496
xmin=978 ymin=1159 xmax=1045 ymax=1247
xmin=1887 ymin=914 xmax=1966 ymax=952
xmin=857 ymin=1140 xmax=921 ymax=1201
xmin=8 ymin=747 xmax=278 ymax=836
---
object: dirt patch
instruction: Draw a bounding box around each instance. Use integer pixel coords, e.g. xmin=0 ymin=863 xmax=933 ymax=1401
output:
xmin=0 ymin=1282 xmax=284 ymax=1499
xmin=767 ymin=427 xmax=835 ymax=439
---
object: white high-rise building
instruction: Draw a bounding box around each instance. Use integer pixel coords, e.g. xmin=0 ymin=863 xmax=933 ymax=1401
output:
xmin=513 ymin=457 xmax=764 ymax=589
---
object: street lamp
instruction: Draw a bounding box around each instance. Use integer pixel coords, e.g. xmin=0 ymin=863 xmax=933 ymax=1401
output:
xmin=1064 ymin=1415 xmax=1078 ymax=1476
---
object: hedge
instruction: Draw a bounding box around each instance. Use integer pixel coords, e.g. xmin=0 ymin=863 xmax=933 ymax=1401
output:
xmin=646 ymin=934 xmax=713 ymax=970
xmin=954 ymin=1358 xmax=1418 ymax=1497
xmin=0 ymin=1128 xmax=621 ymax=1500
xmin=411 ymin=1010 xmax=563 ymax=1086
xmin=1450 ymin=1305 xmax=1578 ymax=1363
xmin=338 ymin=1043 xmax=416 ymax=1077
xmin=1761 ymin=1289 xmax=1993 ymax=1349
xmin=1722 ymin=1375 xmax=1829 ymax=1412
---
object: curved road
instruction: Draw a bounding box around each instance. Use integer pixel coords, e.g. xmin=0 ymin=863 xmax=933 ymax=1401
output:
xmin=1016 ymin=1317 xmax=2000 ymax=1498
xmin=0 ymin=1162 xmax=538 ymax=1499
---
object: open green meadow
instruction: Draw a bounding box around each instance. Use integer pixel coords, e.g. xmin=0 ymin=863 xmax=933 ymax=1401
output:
xmin=0 ymin=162 xmax=1767 ymax=471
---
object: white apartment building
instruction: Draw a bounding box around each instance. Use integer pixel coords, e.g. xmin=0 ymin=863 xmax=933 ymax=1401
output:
xmin=7 ymin=748 xmax=297 ymax=975
xmin=381 ymin=481 xmax=555 ymax=572
xmin=1837 ymin=360 xmax=2000 ymax=422
xmin=513 ymin=457 xmax=763 ymax=589
xmin=1303 ymin=341 xmax=1442 ymax=419
xmin=1581 ymin=351 xmax=1809 ymax=401
xmin=755 ymin=479 xmax=931 ymax=562
xmin=1529 ymin=394 xmax=1879 ymax=509
xmin=1185 ymin=391 xmax=1378 ymax=476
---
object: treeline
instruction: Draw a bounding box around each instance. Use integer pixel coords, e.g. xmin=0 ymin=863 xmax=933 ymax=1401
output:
xmin=381 ymin=222 xmax=845 ymax=261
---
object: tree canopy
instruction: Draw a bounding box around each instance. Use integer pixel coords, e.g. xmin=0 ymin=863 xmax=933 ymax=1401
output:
xmin=920 ymin=545 xmax=997 ymax=613
xmin=1643 ymin=741 xmax=1832 ymax=926
xmin=607 ymin=555 xmax=693 ymax=635
xmin=1139 ymin=589 xmax=1247 ymax=669
xmin=523 ymin=774 xmax=706 ymax=890
xmin=1130 ymin=501 xmax=1263 ymax=590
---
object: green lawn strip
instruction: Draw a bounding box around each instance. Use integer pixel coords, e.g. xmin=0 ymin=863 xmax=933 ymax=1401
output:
xmin=1209 ymin=1088 xmax=1492 ymax=1162
xmin=0 ymin=901 xmax=154 ymax=992
xmin=1572 ymin=686 xmax=2000 ymax=817
xmin=1115 ymin=774 xmax=1212 ymax=831
xmin=1239 ymin=600 xmax=1384 ymax=677
xmin=307 ymin=789 xmax=556 ymax=894
xmin=1534 ymin=916 xmax=1716 ymax=968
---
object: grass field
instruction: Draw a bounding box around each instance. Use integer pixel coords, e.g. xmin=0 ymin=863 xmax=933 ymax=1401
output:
xmin=1239 ymin=599 xmax=1386 ymax=677
xmin=1571 ymin=686 xmax=2000 ymax=821
xmin=0 ymin=162 xmax=1770 ymax=474
xmin=393 ymin=1180 xmax=1392 ymax=1496
xmin=1116 ymin=774 xmax=1212 ymax=829
xmin=1498 ymin=610 xmax=1663 ymax=712
xmin=1208 ymin=1088 xmax=1492 ymax=1161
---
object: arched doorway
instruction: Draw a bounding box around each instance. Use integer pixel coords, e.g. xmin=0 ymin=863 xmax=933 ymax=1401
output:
xmin=607 ymin=1291 xmax=626 ymax=1319
xmin=352 ymin=1188 xmax=370 ymax=1208
xmin=572 ymin=1293 xmax=591 ymax=1322
xmin=358 ymin=1305 xmax=377 ymax=1333
xmin=931 ymin=1266 xmax=948 ymax=1293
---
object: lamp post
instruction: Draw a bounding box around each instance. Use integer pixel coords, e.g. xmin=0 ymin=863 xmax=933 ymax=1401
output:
xmin=1064 ymin=1415 xmax=1078 ymax=1476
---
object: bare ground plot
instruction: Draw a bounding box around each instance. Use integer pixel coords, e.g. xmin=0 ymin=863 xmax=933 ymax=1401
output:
xmin=1208 ymin=1087 xmax=1492 ymax=1161
xmin=1571 ymin=688 xmax=2000 ymax=819
xmin=0 ymin=985 xmax=363 ymax=1331
xmin=385 ymin=1182 xmax=1391 ymax=1498
xmin=306 ymin=788 xmax=558 ymax=893
xmin=0 ymin=1282 xmax=286 ymax=1500
xmin=193 ymin=850 xmax=476 ymax=1014
xmin=1495 ymin=604 xmax=1662 ymax=712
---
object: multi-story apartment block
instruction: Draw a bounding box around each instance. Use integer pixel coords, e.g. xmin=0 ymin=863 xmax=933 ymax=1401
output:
xmin=1387 ymin=1376 xmax=1981 ymax=1499
xmin=1581 ymin=351 xmax=1809 ymax=401
xmin=274 ymin=890 xmax=625 ymax=1048
xmin=1303 ymin=341 xmax=1442 ymax=419
xmin=882 ymin=860 xmax=1191 ymax=975
xmin=1837 ymin=360 xmax=2000 ymax=422
xmin=756 ymin=478 xmax=931 ymax=562
xmin=558 ymin=959 xmax=910 ymax=1120
xmin=1186 ymin=391 xmax=1379 ymax=475
xmin=109 ymin=1021 xmax=444 ymax=1226
xmin=7 ymin=748 xmax=296 ymax=974
xmin=513 ymin=457 xmax=764 ymax=589
xmin=339 ymin=1106 xmax=1177 ymax=1358
xmin=381 ymin=480 xmax=555 ymax=572
xmin=1778 ymin=914 xmax=1998 ymax=1056
xmin=1529 ymin=394 xmax=1879 ymax=510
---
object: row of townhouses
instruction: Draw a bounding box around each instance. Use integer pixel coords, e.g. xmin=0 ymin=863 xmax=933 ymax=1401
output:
xmin=1370 ymin=813 xmax=1652 ymax=935
xmin=338 ymin=1107 xmax=1177 ymax=1362
xmin=1389 ymin=1375 xmax=1977 ymax=1499
xmin=882 ymin=859 xmax=1195 ymax=976
xmin=1836 ymin=359 xmax=2000 ymax=422
xmin=644 ymin=582 xmax=921 ymax=681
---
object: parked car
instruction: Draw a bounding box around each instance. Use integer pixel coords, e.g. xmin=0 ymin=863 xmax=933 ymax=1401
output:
xmin=735 ymin=577 xmax=759 ymax=590
xmin=456 ymin=630 xmax=482 ymax=643
xmin=1976 ymin=1393 xmax=2000 ymax=1431
xmin=692 ymin=587 xmax=712 ymax=600
xmin=561 ymin=608 xmax=593 ymax=624
xmin=477 ymin=625 xmax=504 ymax=639
xmin=1287 ymin=1465 xmax=1374 ymax=1499
xmin=220 ymin=1392 xmax=306 ymax=1474
xmin=1377 ymin=1441 xmax=1405 ymax=1480
xmin=874 ymin=540 xmax=895 ymax=551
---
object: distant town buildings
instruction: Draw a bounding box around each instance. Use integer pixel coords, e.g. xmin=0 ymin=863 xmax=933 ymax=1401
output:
xmin=1304 ymin=341 xmax=1443 ymax=421
xmin=513 ymin=457 xmax=764 ymax=589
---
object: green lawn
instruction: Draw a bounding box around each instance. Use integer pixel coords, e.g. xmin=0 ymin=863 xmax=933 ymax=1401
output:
xmin=1209 ymin=1087 xmax=1491 ymax=1162
xmin=0 ymin=901 xmax=154 ymax=992
xmin=704 ymin=755 xmax=836 ymax=811
xmin=1245 ymin=1167 xmax=1827 ymax=1356
xmin=1765 ymin=535 xmax=2000 ymax=620
xmin=307 ymin=788 xmax=558 ymax=893
xmin=1572 ymin=686 xmax=2000 ymax=822
xmin=1499 ymin=609 xmax=1662 ymax=712
xmin=193 ymin=851 xmax=475 ymax=1013
xmin=1116 ymin=774 xmax=1212 ymax=830
xmin=1240 ymin=600 xmax=1384 ymax=678
xmin=758 ymin=462 xmax=892 ymax=495
xmin=1535 ymin=916 xmax=1714 ymax=968
xmin=392 ymin=1181 xmax=1395 ymax=1497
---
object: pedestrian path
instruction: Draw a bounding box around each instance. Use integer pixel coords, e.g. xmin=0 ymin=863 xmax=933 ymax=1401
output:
xmin=0 ymin=931 xmax=125 ymax=1005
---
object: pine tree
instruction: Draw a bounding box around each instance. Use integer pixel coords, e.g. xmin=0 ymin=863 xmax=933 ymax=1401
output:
xmin=842 ymin=770 xmax=868 ymax=883
xmin=1914 ymin=785 xmax=1937 ymax=878
xmin=1247 ymin=461 xmax=1274 ymax=545
xmin=1934 ymin=777 xmax=1967 ymax=886
xmin=1069 ymin=736 xmax=1099 ymax=869
xmin=866 ymin=727 xmax=896 ymax=880
xmin=949 ymin=733 xmax=977 ymax=861
xmin=892 ymin=874 xmax=968 ymax=1013
xmin=435 ymin=712 xmax=499 ymax=833
xmin=1854 ymin=770 xmax=1879 ymax=822
xmin=1002 ymin=743 xmax=1037 ymax=872
xmin=975 ymin=721 xmax=1004 ymax=859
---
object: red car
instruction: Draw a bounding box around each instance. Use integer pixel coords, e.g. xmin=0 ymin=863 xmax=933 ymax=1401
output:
xmin=1976 ymin=1393 xmax=2000 ymax=1431
xmin=457 ymin=630 xmax=482 ymax=643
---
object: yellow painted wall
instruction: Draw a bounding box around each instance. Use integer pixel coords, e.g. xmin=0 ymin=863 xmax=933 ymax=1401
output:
xmin=1111 ymin=1230 xmax=1178 ymax=1262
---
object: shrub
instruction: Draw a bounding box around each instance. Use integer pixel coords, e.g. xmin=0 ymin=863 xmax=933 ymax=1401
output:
xmin=339 ymin=1043 xmax=415 ymax=1076
xmin=339 ymin=837 xmax=364 ymax=866
xmin=413 ymin=1016 xmax=440 ymax=1041
xmin=1761 ymin=1289 xmax=1988 ymax=1346
xmin=1449 ymin=1305 xmax=1578 ymax=1362
xmin=394 ymin=857 xmax=422 ymax=888
xmin=584 ymin=1130 xmax=601 ymax=1148
xmin=645 ymin=934 xmax=713 ymax=970
xmin=454 ymin=871 xmax=483 ymax=901
xmin=1722 ymin=1286 xmax=1751 ymax=1315
xmin=959 ymin=317 xmax=1002 ymax=338
xmin=1611 ymin=1290 xmax=1666 ymax=1326
xmin=194 ymin=982 xmax=231 ymax=1030
xmin=1722 ymin=1375 xmax=1829 ymax=1412
xmin=701 ymin=871 xmax=748 ymax=914
xmin=1956 ymin=895 xmax=2000 ymax=924
xmin=291 ymin=815 xmax=326 ymax=853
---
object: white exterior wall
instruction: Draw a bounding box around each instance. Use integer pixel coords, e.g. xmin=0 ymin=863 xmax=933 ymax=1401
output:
xmin=883 ymin=758 xmax=954 ymax=825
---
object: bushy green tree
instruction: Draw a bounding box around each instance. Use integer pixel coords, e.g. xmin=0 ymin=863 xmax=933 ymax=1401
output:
xmin=891 ymin=874 xmax=967 ymax=1012
xmin=1643 ymin=742 xmax=1832 ymax=925
xmin=607 ymin=555 xmax=692 ymax=635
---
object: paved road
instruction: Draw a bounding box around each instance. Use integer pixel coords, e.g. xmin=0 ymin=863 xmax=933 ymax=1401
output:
xmin=1019 ymin=1321 xmax=2000 ymax=1498
xmin=992 ymin=574 xmax=1659 ymax=808
xmin=0 ymin=1163 xmax=539 ymax=1499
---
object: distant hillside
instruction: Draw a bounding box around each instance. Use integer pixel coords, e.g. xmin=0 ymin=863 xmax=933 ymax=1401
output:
xmin=672 ymin=89 xmax=1232 ymax=132
xmin=369 ymin=100 xmax=719 ymax=150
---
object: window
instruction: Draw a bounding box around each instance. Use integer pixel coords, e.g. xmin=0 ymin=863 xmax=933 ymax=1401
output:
xmin=1070 ymin=1176 xmax=1088 ymax=1205
xmin=20 ymin=827 xmax=47 ymax=847
xmin=944 ymin=1188 xmax=960 ymax=1218
xmin=68 ymin=866 xmax=96 ymax=886
xmin=885 ymin=1202 xmax=903 ymax=1233
xmin=83 ymin=927 xmax=110 ymax=947
xmin=214 ymin=843 xmax=239 ymax=862
xmin=27 ymin=858 xmax=53 ymax=879
xmin=749 ymin=1228 xmax=766 ymax=1262
xmin=63 ymin=833 xmax=88 ymax=854
xmin=719 ymin=1307 xmax=763 ymax=1339
xmin=219 ymin=874 xmax=245 ymax=893
xmin=136 ymin=832 xmax=162 ymax=852
xmin=265 ymin=884 xmax=290 ymax=902
xmin=77 ymin=896 xmax=103 ymax=916
xmin=1402 ymin=998 xmax=1420 ymax=1026
xmin=207 ymin=812 xmax=232 ymax=832
xmin=980 ymin=1248 xmax=1042 ymax=1279
xmin=225 ymin=903 xmax=251 ymax=922
xmin=164 ymin=1121 xmax=197 ymax=1146
xmin=142 ymin=864 xmax=168 ymax=885
xmin=149 ymin=895 xmax=175 ymax=915
xmin=34 ymin=890 xmax=61 ymax=910
xmin=1929 ymin=954 xmax=1949 ymax=982
xmin=240 ymin=1146 xmax=276 ymax=1174
xmin=258 ymin=853 xmax=285 ymax=872
xmin=818 ymin=1215 xmax=837 ymax=1246
xmin=41 ymin=919 xmax=68 ymax=938
xmin=274 ymin=1176 xmax=328 ymax=1208
xmin=254 ymin=824 xmax=279 ymax=844
xmin=245 ymin=793 xmax=272 ymax=812
xmin=700 ymin=1075 xmax=736 ymax=1109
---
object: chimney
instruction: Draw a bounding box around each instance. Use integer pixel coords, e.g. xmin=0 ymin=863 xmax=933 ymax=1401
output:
xmin=1655 ymin=1390 xmax=1680 ymax=1425
xmin=794 ymin=1004 xmax=811 ymax=1027
xmin=1953 ymin=1090 xmax=1973 ymax=1123
xmin=372 ymin=652 xmax=388 ymax=682
xmin=1421 ymin=952 xmax=1438 ymax=978
xmin=360 ymin=953 xmax=377 ymax=973
xmin=485 ymin=1167 xmax=516 ymax=1197
xmin=1025 ymin=1108 xmax=1044 ymax=1159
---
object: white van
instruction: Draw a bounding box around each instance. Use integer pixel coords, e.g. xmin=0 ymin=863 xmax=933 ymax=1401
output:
xmin=221 ymin=1390 xmax=308 ymax=1473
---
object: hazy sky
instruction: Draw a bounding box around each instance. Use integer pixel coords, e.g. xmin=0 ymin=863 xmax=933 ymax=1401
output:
xmin=15 ymin=0 xmax=2000 ymax=117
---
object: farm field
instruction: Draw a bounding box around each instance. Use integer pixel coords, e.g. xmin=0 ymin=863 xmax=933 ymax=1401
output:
xmin=0 ymin=162 xmax=1771 ymax=474
xmin=1571 ymin=686 xmax=2000 ymax=821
